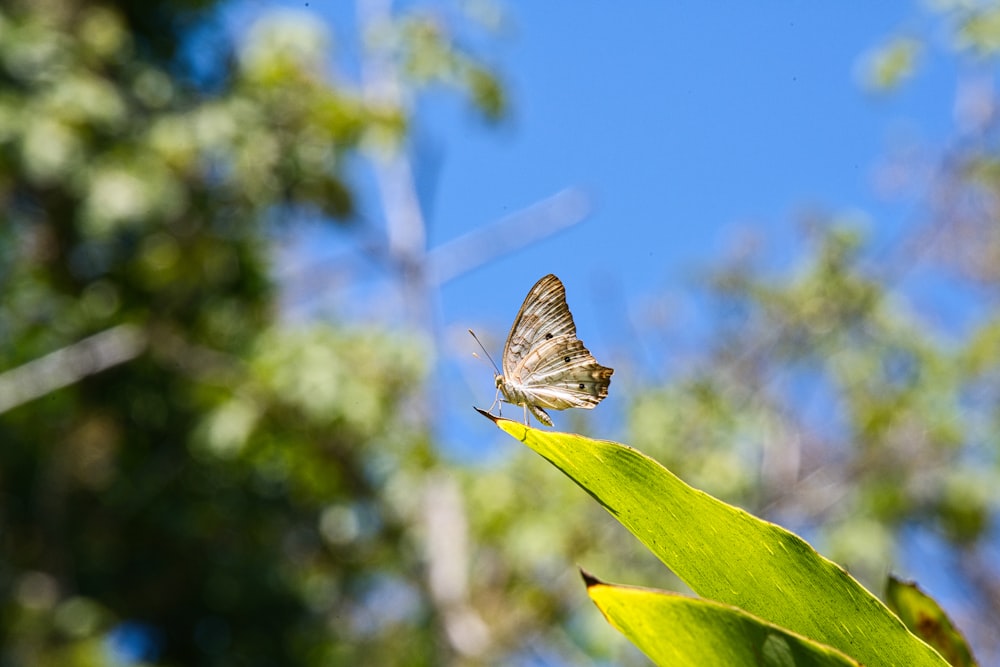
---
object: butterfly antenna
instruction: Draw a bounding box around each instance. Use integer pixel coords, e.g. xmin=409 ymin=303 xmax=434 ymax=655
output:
xmin=468 ymin=329 xmax=501 ymax=375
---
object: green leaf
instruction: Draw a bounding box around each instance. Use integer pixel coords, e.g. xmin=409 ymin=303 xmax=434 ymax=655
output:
xmin=885 ymin=575 xmax=978 ymax=667
xmin=480 ymin=410 xmax=947 ymax=666
xmin=958 ymin=8 xmax=1000 ymax=55
xmin=582 ymin=570 xmax=860 ymax=667
xmin=860 ymin=36 xmax=922 ymax=91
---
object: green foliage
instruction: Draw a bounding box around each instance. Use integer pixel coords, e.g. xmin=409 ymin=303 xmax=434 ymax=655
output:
xmin=5 ymin=0 xmax=1000 ymax=664
xmin=957 ymin=6 xmax=1000 ymax=54
xmin=0 ymin=1 xmax=504 ymax=665
xmin=392 ymin=14 xmax=507 ymax=120
xmin=860 ymin=36 xmax=922 ymax=91
xmin=488 ymin=415 xmax=948 ymax=666
xmin=585 ymin=574 xmax=861 ymax=667
xmin=631 ymin=222 xmax=1000 ymax=595
xmin=859 ymin=0 xmax=1000 ymax=88
xmin=886 ymin=576 xmax=977 ymax=667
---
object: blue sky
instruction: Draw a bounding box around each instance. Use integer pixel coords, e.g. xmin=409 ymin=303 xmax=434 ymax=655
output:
xmin=428 ymin=3 xmax=953 ymax=304
xmin=226 ymin=1 xmax=969 ymax=436
xmin=423 ymin=4 xmax=955 ymax=423
xmin=221 ymin=1 xmax=990 ymax=657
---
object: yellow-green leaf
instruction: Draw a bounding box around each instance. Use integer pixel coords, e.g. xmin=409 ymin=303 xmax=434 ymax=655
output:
xmin=480 ymin=411 xmax=947 ymax=666
xmin=860 ymin=36 xmax=921 ymax=91
xmin=583 ymin=570 xmax=860 ymax=667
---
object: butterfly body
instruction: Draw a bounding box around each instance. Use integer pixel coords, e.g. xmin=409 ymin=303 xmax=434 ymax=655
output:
xmin=486 ymin=274 xmax=613 ymax=426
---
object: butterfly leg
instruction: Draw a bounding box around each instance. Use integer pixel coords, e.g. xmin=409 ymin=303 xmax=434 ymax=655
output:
xmin=523 ymin=404 xmax=529 ymax=426
xmin=489 ymin=386 xmax=503 ymax=418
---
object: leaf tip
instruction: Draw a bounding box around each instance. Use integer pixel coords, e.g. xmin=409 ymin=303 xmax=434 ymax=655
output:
xmin=579 ymin=567 xmax=603 ymax=589
xmin=474 ymin=406 xmax=499 ymax=422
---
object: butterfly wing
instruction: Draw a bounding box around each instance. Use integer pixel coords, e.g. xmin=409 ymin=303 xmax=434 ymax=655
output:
xmin=501 ymin=274 xmax=613 ymax=420
xmin=511 ymin=335 xmax=613 ymax=410
xmin=502 ymin=274 xmax=577 ymax=379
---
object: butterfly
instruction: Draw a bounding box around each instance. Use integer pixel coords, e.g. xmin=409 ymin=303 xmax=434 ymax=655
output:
xmin=470 ymin=274 xmax=613 ymax=426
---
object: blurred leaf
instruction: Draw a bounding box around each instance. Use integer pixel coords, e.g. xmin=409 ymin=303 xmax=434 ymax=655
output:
xmin=861 ymin=36 xmax=922 ymax=91
xmin=957 ymin=7 xmax=1000 ymax=54
xmin=389 ymin=12 xmax=508 ymax=120
xmin=0 ymin=1 xmax=499 ymax=664
xmin=885 ymin=576 xmax=978 ymax=667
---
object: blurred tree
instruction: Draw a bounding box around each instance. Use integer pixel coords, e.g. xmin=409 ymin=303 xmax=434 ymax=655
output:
xmin=0 ymin=1 xmax=649 ymax=665
xmin=7 ymin=0 xmax=1000 ymax=666
xmin=627 ymin=4 xmax=1000 ymax=661
xmin=0 ymin=0 xmax=518 ymax=665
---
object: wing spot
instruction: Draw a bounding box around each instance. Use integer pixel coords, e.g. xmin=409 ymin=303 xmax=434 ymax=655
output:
xmin=564 ymin=356 xmax=571 ymax=363
xmin=578 ymin=383 xmax=585 ymax=389
xmin=545 ymin=333 xmax=554 ymax=339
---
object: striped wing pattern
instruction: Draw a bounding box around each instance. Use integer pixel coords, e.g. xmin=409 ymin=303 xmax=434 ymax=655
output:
xmin=502 ymin=274 xmax=577 ymax=375
xmin=498 ymin=274 xmax=613 ymax=426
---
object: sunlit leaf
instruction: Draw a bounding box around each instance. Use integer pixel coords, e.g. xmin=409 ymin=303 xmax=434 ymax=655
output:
xmin=483 ymin=411 xmax=947 ymax=666
xmin=584 ymin=571 xmax=860 ymax=667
